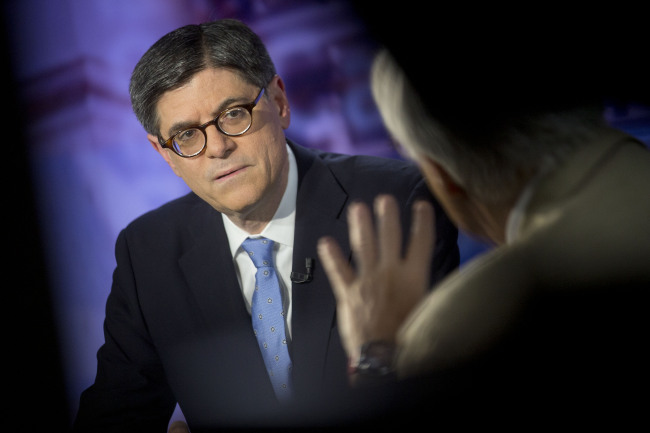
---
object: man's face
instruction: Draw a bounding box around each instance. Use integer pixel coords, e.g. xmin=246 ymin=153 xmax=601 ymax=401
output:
xmin=148 ymin=68 xmax=291 ymax=227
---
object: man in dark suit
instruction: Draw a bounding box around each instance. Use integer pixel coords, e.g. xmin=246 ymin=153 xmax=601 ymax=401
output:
xmin=72 ymin=19 xmax=458 ymax=432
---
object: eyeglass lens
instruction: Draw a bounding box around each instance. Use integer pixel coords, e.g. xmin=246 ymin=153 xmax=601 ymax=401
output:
xmin=172 ymin=107 xmax=252 ymax=156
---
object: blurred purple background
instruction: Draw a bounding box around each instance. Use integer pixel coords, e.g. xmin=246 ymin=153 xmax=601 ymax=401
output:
xmin=3 ymin=0 xmax=648 ymax=429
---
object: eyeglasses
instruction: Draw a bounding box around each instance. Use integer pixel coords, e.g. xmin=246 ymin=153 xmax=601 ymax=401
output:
xmin=159 ymin=87 xmax=265 ymax=158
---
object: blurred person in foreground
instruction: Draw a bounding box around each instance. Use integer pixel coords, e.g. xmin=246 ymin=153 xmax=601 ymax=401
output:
xmin=71 ymin=19 xmax=459 ymax=433
xmin=318 ymin=46 xmax=650 ymax=425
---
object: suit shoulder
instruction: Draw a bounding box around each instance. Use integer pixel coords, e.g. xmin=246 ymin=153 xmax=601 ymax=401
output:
xmin=122 ymin=192 xmax=206 ymax=235
xmin=314 ymin=149 xmax=422 ymax=183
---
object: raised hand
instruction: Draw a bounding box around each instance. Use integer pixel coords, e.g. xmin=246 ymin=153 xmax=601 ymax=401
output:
xmin=317 ymin=195 xmax=436 ymax=365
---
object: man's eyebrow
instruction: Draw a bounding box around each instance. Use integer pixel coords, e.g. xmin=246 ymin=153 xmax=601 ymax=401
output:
xmin=164 ymin=95 xmax=252 ymax=138
xmin=165 ymin=120 xmax=199 ymax=139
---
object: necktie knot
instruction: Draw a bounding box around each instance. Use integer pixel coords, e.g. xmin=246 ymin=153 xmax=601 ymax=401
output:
xmin=241 ymin=237 xmax=274 ymax=269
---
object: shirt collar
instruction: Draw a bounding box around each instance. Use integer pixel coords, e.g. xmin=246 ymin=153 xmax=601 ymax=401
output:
xmin=222 ymin=143 xmax=297 ymax=256
xmin=505 ymin=157 xmax=556 ymax=244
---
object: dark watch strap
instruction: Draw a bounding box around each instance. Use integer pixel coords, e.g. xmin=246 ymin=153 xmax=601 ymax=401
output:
xmin=354 ymin=340 xmax=397 ymax=376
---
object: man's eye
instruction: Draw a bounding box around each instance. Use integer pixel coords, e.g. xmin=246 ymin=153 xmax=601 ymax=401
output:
xmin=223 ymin=108 xmax=246 ymax=121
xmin=177 ymin=128 xmax=200 ymax=142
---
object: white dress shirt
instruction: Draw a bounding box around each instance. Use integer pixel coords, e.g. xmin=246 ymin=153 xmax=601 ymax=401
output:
xmin=221 ymin=143 xmax=297 ymax=338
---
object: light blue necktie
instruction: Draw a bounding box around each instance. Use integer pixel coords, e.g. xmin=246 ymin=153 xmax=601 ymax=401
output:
xmin=241 ymin=237 xmax=292 ymax=400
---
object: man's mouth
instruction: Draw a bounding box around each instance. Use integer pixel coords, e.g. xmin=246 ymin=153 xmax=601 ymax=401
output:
xmin=215 ymin=166 xmax=247 ymax=181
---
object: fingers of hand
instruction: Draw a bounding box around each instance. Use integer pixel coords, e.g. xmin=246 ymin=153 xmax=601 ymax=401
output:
xmin=318 ymin=236 xmax=365 ymax=360
xmin=348 ymin=201 xmax=377 ymax=275
xmin=406 ymin=200 xmax=436 ymax=271
xmin=317 ymin=236 xmax=355 ymax=296
xmin=375 ymin=195 xmax=402 ymax=264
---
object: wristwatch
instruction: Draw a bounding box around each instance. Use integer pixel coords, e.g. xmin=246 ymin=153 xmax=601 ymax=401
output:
xmin=354 ymin=340 xmax=396 ymax=377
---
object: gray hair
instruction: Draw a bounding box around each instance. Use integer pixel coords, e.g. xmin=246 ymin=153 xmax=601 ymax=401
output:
xmin=129 ymin=19 xmax=277 ymax=137
xmin=371 ymin=49 xmax=607 ymax=205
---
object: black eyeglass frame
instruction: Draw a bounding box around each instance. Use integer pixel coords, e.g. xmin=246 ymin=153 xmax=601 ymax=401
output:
xmin=159 ymin=86 xmax=265 ymax=158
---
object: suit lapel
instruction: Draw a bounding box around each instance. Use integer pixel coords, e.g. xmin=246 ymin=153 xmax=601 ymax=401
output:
xmin=289 ymin=142 xmax=351 ymax=394
xmin=178 ymin=198 xmax=250 ymax=331
xmin=174 ymin=197 xmax=276 ymax=402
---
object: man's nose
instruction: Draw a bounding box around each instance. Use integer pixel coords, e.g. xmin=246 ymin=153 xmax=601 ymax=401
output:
xmin=204 ymin=124 xmax=235 ymax=158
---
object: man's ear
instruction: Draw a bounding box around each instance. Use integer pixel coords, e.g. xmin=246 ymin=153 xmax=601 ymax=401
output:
xmin=147 ymin=134 xmax=182 ymax=177
xmin=419 ymin=155 xmax=465 ymax=196
xmin=267 ymin=75 xmax=291 ymax=129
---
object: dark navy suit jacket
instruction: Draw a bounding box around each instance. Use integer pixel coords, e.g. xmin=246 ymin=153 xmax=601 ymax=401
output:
xmin=73 ymin=140 xmax=459 ymax=432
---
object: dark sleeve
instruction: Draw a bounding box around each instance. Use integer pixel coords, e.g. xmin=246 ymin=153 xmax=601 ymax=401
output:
xmin=72 ymin=230 xmax=176 ymax=433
